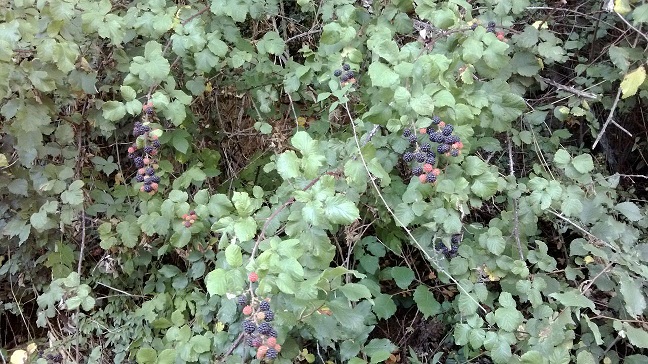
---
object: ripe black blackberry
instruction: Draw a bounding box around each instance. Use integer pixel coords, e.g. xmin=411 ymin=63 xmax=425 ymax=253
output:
xmin=266 ymin=348 xmax=278 ymax=359
xmin=144 ymin=145 xmax=154 ymax=154
xmin=420 ymin=143 xmax=431 ymax=152
xmin=340 ymin=73 xmax=350 ymax=82
xmin=429 ymin=132 xmax=444 ymax=143
xmin=152 ymin=140 xmax=161 ymax=148
xmin=432 ymin=116 xmax=441 ymax=125
xmin=415 ymin=152 xmax=426 ymax=163
xmin=258 ymin=322 xmax=273 ymax=335
xmin=408 ymin=134 xmax=418 ymax=144
xmin=402 ymin=128 xmax=412 ymax=138
xmin=143 ymin=185 xmax=152 ymax=192
xmin=425 ymin=154 xmax=436 ymax=164
xmin=442 ymin=125 xmax=454 ymax=136
xmin=471 ymin=23 xmax=478 ymax=30
xmin=146 ymin=167 xmax=155 ymax=175
xmin=136 ymin=175 xmax=144 ymax=182
xmin=343 ymin=63 xmax=351 ymax=71
xmin=412 ymin=166 xmax=423 ymax=176
xmin=334 ymin=69 xmax=342 ymax=77
xmin=134 ymin=157 xmax=144 ymax=168
xmin=268 ymin=328 xmax=278 ymax=337
xmin=151 ymin=175 xmax=161 ymax=183
xmin=437 ymin=144 xmax=450 ymax=153
xmin=451 ymin=149 xmax=460 ymax=157
xmin=451 ymin=234 xmax=462 ymax=244
xmin=426 ymin=174 xmax=436 ymax=183
xmin=488 ymin=21 xmax=496 ymax=28
xmin=445 ymin=135 xmax=460 ymax=144
xmin=265 ymin=310 xmax=274 ymax=321
xmin=403 ymin=152 xmax=414 ymax=162
xmin=242 ymin=320 xmax=256 ymax=334
xmin=245 ymin=336 xmax=255 ymax=346
xmin=237 ymin=295 xmax=247 ymax=305
xmin=346 ymin=71 xmax=355 ymax=78
xmin=259 ymin=300 xmax=271 ymax=311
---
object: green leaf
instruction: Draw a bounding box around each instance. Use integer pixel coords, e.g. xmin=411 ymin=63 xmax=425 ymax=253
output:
xmin=172 ymin=131 xmax=190 ymax=154
xmin=490 ymin=340 xmax=512 ymax=363
xmin=391 ymin=266 xmax=414 ymax=289
xmin=410 ymin=93 xmax=434 ymax=116
xmin=120 ymin=85 xmax=137 ymax=101
xmin=624 ymin=322 xmax=648 ymax=348
xmin=338 ymin=283 xmax=372 ymax=302
xmin=561 ymin=198 xmax=583 ymax=217
xmin=234 ymin=216 xmax=257 ymax=241
xmin=413 ymin=285 xmax=441 ymax=318
xmin=190 ymin=335 xmax=212 ymax=353
xmin=170 ymin=228 xmax=191 ymax=248
xmin=364 ymin=339 xmax=397 ymax=364
xmin=464 ymin=156 xmax=487 ymax=176
xmin=157 ymin=349 xmax=177 ymax=364
xmin=324 ymin=195 xmax=359 ymax=224
xmin=225 ymin=244 xmax=243 ymax=267
xmin=102 ymin=101 xmax=126 ymax=121
xmin=257 ymin=31 xmax=285 ymax=55
xmin=609 ymin=45 xmax=630 ymax=72
xmin=276 ymin=151 xmax=301 ymax=179
xmin=494 ymin=306 xmax=523 ymax=331
xmin=480 ymin=227 xmax=506 ymax=255
xmin=619 ymin=273 xmax=646 ymax=318
xmin=520 ymin=351 xmax=545 ymax=364
xmin=615 ymin=201 xmax=643 ymax=222
xmin=368 ymin=62 xmax=399 ymax=88
xmin=373 ymin=294 xmax=397 ymax=320
xmin=576 ymin=351 xmax=595 ymax=364
xmin=549 ymin=289 xmax=596 ymax=310
xmin=620 ymin=66 xmax=646 ymax=99
xmin=136 ymin=347 xmax=157 ymax=364
xmin=571 ymin=154 xmax=594 ymax=173
xmin=117 ymin=221 xmax=140 ymax=248
xmin=205 ymin=268 xmax=227 ymax=296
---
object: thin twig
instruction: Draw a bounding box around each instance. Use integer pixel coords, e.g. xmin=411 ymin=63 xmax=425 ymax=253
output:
xmin=218 ymin=332 xmax=245 ymax=362
xmin=592 ymin=87 xmax=622 ymax=149
xmin=538 ymin=76 xmax=599 ymax=99
xmin=344 ymin=103 xmax=488 ymax=315
xmin=508 ymin=136 xmax=524 ymax=261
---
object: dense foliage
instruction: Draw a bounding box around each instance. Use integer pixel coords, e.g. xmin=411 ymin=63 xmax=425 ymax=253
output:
xmin=2 ymin=0 xmax=648 ymax=363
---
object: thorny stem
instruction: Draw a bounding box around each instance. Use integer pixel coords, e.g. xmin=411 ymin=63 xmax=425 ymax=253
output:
xmin=508 ymin=136 xmax=524 ymax=261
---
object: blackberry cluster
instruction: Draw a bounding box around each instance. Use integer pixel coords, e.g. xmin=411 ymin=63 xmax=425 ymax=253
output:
xmin=334 ymin=63 xmax=357 ymax=86
xmin=436 ymin=234 xmax=462 ymax=258
xmin=400 ymin=116 xmax=464 ymax=185
xmin=238 ymin=295 xmax=281 ymax=361
xmin=128 ymin=104 xmax=162 ymax=195
xmin=182 ymin=210 xmax=198 ymax=228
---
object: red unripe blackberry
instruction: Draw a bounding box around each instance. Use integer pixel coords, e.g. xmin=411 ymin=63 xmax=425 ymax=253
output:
xmin=184 ymin=221 xmax=191 ymax=227
xmin=419 ymin=128 xmax=427 ymax=134
xmin=248 ymin=272 xmax=259 ymax=283
xmin=274 ymin=344 xmax=281 ymax=352
xmin=423 ymin=164 xmax=434 ymax=173
xmin=267 ymin=337 xmax=277 ymax=347
xmin=256 ymin=311 xmax=266 ymax=321
xmin=128 ymin=147 xmax=136 ymax=153
xmin=138 ymin=168 xmax=146 ymax=175
xmin=182 ymin=214 xmax=189 ymax=220
xmin=432 ymin=168 xmax=441 ymax=176
xmin=143 ymin=158 xmax=151 ymax=165
xmin=243 ymin=305 xmax=253 ymax=315
xmin=418 ymin=174 xmax=427 ymax=183
xmin=256 ymin=346 xmax=268 ymax=360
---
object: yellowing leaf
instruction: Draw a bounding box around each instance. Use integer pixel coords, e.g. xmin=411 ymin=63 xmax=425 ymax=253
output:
xmin=614 ymin=0 xmax=631 ymax=15
xmin=26 ymin=343 xmax=37 ymax=354
xmin=620 ymin=66 xmax=646 ymax=99
xmin=531 ymin=20 xmax=549 ymax=29
xmin=584 ymin=256 xmax=595 ymax=264
xmin=10 ymin=350 xmax=27 ymax=364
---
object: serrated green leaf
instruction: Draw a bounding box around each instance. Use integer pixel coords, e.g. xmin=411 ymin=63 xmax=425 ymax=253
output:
xmin=391 ymin=266 xmax=414 ymax=289
xmin=368 ymin=62 xmax=399 ymax=88
xmin=619 ymin=273 xmax=646 ymax=318
xmin=205 ymin=268 xmax=227 ymax=296
xmin=615 ymin=201 xmax=643 ymax=222
xmin=102 ymin=101 xmax=126 ymax=121
xmin=225 ymin=244 xmax=243 ymax=267
xmin=234 ymin=216 xmax=256 ymax=241
xmin=414 ymin=285 xmax=441 ymax=318
xmin=324 ymin=195 xmax=359 ymax=224
xmin=136 ymin=347 xmax=157 ymax=364
xmin=624 ymin=322 xmax=648 ymax=348
xmin=338 ymin=283 xmax=372 ymax=302
xmin=276 ymin=151 xmax=301 ymax=179
xmin=364 ymin=338 xmax=397 ymax=364
xmin=571 ymin=154 xmax=594 ymax=173
xmin=373 ymin=294 xmax=397 ymax=320
xmin=464 ymin=156 xmax=487 ymax=176
xmin=549 ymin=289 xmax=596 ymax=310
xmin=494 ymin=306 xmax=523 ymax=331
